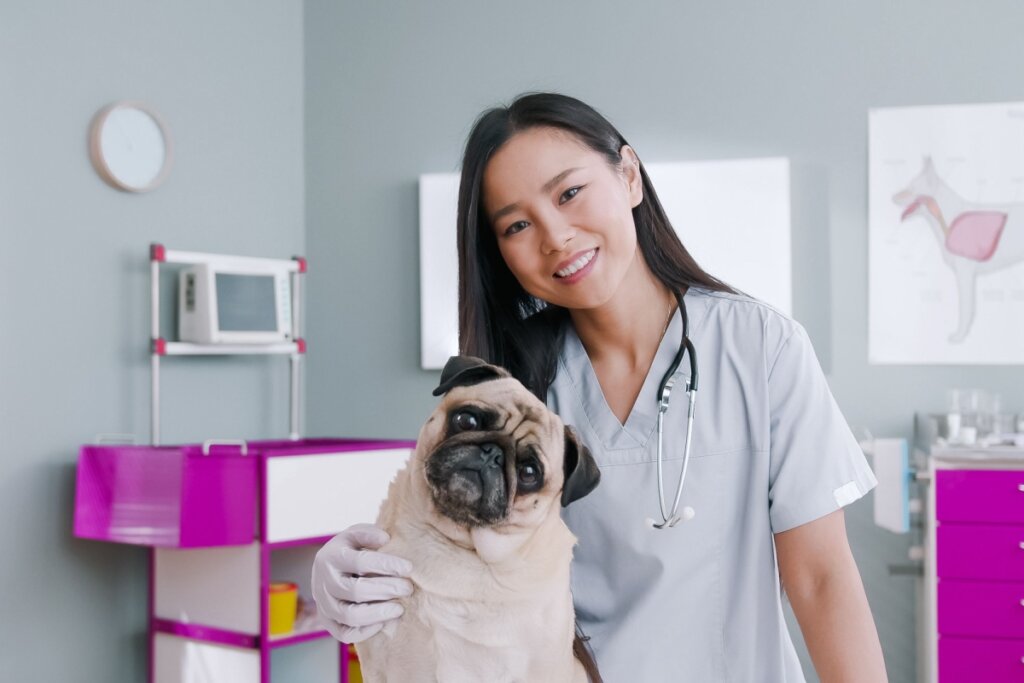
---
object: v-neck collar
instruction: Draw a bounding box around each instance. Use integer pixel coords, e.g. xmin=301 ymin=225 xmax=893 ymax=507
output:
xmin=561 ymin=288 xmax=708 ymax=451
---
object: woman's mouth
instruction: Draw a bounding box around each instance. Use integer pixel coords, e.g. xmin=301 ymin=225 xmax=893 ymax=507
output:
xmin=554 ymin=248 xmax=598 ymax=283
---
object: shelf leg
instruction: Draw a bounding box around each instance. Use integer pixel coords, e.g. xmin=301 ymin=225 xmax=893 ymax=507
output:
xmin=260 ymin=456 xmax=271 ymax=683
xmin=151 ymin=353 xmax=160 ymax=446
xmin=150 ymin=256 xmax=161 ymax=446
xmin=148 ymin=548 xmax=156 ymax=683
xmin=290 ymin=354 xmax=300 ymax=440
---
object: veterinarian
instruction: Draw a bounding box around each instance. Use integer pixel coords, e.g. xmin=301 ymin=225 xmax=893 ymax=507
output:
xmin=313 ymin=92 xmax=887 ymax=682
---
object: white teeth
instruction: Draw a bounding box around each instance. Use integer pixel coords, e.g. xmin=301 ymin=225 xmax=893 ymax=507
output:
xmin=556 ymin=249 xmax=596 ymax=278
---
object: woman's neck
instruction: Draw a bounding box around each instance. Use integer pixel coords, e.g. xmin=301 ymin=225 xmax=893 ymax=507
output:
xmin=569 ymin=252 xmax=678 ymax=371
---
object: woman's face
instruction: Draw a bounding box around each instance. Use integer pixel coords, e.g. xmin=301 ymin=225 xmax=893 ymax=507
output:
xmin=481 ymin=126 xmax=643 ymax=311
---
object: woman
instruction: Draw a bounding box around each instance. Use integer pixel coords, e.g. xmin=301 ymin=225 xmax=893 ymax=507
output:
xmin=313 ymin=93 xmax=887 ymax=682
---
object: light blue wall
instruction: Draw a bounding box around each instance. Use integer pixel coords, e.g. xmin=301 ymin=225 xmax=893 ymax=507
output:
xmin=5 ymin=1 xmax=1024 ymax=681
xmin=304 ymin=2 xmax=1024 ymax=682
xmin=0 ymin=2 xmax=304 ymax=680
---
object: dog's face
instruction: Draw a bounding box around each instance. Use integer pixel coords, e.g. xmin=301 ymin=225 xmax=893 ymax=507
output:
xmin=415 ymin=356 xmax=600 ymax=530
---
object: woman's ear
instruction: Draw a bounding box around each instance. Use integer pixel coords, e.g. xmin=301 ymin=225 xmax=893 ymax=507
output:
xmin=620 ymin=144 xmax=644 ymax=209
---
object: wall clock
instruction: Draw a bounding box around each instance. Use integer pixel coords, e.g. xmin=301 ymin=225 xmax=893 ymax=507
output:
xmin=89 ymin=101 xmax=172 ymax=192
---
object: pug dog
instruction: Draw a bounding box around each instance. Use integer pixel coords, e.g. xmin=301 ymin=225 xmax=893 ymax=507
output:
xmin=355 ymin=356 xmax=602 ymax=683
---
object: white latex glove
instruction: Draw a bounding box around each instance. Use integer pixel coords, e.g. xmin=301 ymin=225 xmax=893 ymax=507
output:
xmin=311 ymin=523 xmax=414 ymax=643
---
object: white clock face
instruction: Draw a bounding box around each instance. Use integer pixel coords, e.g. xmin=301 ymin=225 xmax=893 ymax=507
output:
xmin=92 ymin=103 xmax=170 ymax=192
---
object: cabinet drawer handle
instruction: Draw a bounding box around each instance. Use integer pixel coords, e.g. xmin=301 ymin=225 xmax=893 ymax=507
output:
xmin=1020 ymin=542 xmax=1024 ymax=550
xmin=1019 ymin=483 xmax=1024 ymax=492
xmin=201 ymin=439 xmax=249 ymax=456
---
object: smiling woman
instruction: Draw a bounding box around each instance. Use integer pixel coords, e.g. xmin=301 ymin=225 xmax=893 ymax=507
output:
xmin=456 ymin=95 xmax=733 ymax=400
xmin=482 ymin=126 xmax=642 ymax=311
xmin=313 ymin=92 xmax=887 ymax=683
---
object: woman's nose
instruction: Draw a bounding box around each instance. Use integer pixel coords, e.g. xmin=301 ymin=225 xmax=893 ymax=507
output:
xmin=538 ymin=216 xmax=576 ymax=255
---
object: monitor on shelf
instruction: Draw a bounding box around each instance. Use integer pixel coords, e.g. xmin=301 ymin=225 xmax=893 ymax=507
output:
xmin=178 ymin=260 xmax=292 ymax=344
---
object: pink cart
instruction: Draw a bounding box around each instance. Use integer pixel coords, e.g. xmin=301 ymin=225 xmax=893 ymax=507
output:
xmin=75 ymin=437 xmax=414 ymax=683
xmin=74 ymin=245 xmax=415 ymax=682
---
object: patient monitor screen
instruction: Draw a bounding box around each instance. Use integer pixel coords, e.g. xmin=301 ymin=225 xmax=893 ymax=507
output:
xmin=215 ymin=273 xmax=278 ymax=331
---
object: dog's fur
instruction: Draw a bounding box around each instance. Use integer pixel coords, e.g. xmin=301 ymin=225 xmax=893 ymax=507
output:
xmin=355 ymin=356 xmax=601 ymax=683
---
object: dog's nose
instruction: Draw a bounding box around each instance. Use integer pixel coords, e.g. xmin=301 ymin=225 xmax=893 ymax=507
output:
xmin=478 ymin=443 xmax=504 ymax=468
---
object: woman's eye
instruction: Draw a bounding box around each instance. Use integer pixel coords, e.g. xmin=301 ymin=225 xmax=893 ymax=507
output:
xmin=452 ymin=411 xmax=479 ymax=432
xmin=504 ymin=220 xmax=529 ymax=236
xmin=559 ymin=186 xmax=582 ymax=204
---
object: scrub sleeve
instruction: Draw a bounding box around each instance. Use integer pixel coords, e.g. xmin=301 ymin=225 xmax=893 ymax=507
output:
xmin=766 ymin=321 xmax=878 ymax=533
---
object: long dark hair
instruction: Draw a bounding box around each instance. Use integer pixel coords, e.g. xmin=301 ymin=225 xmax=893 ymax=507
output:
xmin=457 ymin=92 xmax=733 ymax=399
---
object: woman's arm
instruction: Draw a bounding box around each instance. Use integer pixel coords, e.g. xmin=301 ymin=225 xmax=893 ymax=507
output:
xmin=774 ymin=509 xmax=888 ymax=683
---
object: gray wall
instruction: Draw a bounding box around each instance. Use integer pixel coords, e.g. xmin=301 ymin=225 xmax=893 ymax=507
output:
xmin=0 ymin=2 xmax=305 ymax=680
xmin=4 ymin=1 xmax=1024 ymax=681
xmin=304 ymin=2 xmax=1024 ymax=682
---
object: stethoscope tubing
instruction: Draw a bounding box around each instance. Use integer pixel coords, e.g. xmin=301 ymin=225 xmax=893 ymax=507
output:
xmin=653 ymin=291 xmax=698 ymax=530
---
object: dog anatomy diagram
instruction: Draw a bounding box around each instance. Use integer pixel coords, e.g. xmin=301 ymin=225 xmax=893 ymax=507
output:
xmin=869 ymin=102 xmax=1024 ymax=364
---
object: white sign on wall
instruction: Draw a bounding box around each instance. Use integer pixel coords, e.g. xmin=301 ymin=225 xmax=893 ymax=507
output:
xmin=419 ymin=158 xmax=792 ymax=369
xmin=869 ymin=102 xmax=1024 ymax=364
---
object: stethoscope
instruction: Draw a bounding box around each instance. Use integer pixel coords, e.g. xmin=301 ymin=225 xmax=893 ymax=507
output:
xmin=646 ymin=290 xmax=699 ymax=530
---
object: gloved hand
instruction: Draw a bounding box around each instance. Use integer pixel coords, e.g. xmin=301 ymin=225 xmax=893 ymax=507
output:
xmin=311 ymin=523 xmax=414 ymax=643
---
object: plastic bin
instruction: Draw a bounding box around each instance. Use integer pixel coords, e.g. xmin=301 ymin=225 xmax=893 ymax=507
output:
xmin=74 ymin=443 xmax=257 ymax=547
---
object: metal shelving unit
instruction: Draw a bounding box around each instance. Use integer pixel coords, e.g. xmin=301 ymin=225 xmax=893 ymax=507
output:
xmin=148 ymin=242 xmax=307 ymax=445
xmin=140 ymin=244 xmax=354 ymax=683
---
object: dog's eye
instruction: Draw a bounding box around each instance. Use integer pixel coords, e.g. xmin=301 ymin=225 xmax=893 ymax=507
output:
xmin=452 ymin=411 xmax=479 ymax=432
xmin=517 ymin=460 xmax=542 ymax=491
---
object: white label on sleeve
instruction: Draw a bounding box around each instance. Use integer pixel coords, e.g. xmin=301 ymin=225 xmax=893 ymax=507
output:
xmin=833 ymin=481 xmax=862 ymax=507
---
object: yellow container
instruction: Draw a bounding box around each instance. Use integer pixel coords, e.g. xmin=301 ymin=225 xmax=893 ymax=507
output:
xmin=348 ymin=644 xmax=363 ymax=683
xmin=268 ymin=582 xmax=298 ymax=635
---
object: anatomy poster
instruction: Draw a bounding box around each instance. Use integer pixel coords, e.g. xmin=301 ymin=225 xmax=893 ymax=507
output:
xmin=420 ymin=159 xmax=791 ymax=369
xmin=869 ymin=102 xmax=1024 ymax=364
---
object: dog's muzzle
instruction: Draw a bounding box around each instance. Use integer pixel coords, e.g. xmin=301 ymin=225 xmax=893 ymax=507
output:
xmin=426 ymin=438 xmax=513 ymax=526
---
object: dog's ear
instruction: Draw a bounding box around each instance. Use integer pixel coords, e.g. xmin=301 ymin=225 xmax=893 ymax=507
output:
xmin=561 ymin=425 xmax=600 ymax=507
xmin=432 ymin=355 xmax=510 ymax=397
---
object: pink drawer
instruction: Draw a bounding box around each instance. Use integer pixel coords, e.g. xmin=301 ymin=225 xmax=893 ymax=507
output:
xmin=939 ymin=637 xmax=1024 ymax=682
xmin=939 ymin=579 xmax=1024 ymax=638
xmin=936 ymin=469 xmax=1024 ymax=523
xmin=74 ymin=444 xmax=257 ymax=547
xmin=938 ymin=524 xmax=1024 ymax=580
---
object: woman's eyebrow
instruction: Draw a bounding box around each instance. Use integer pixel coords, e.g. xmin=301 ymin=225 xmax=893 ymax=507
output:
xmin=491 ymin=167 xmax=582 ymax=224
xmin=541 ymin=167 xmax=581 ymax=193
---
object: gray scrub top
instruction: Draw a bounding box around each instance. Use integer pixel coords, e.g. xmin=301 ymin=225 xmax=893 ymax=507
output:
xmin=549 ymin=287 xmax=877 ymax=682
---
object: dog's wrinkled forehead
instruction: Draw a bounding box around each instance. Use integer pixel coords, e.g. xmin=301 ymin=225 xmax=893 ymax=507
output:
xmin=439 ymin=384 xmax=552 ymax=430
xmin=431 ymin=356 xmax=558 ymax=436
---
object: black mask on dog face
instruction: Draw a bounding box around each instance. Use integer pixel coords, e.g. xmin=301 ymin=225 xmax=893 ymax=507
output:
xmin=425 ymin=404 xmax=518 ymax=526
xmin=427 ymin=357 xmax=600 ymax=526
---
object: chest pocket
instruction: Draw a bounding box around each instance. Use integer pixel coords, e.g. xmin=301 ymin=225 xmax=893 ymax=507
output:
xmin=563 ymin=449 xmax=736 ymax=682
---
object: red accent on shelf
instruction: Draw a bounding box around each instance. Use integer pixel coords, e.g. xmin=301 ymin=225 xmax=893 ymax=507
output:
xmin=153 ymin=338 xmax=166 ymax=356
xmin=296 ymin=338 xmax=306 ymax=354
xmin=293 ymin=256 xmax=307 ymax=273
xmin=150 ymin=243 xmax=166 ymax=262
